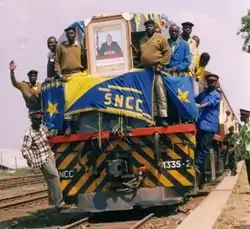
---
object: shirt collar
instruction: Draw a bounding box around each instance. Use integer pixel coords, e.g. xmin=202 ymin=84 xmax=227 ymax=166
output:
xmin=47 ymin=51 xmax=54 ymax=59
xmin=65 ymin=40 xmax=79 ymax=46
xmin=29 ymin=82 xmax=39 ymax=88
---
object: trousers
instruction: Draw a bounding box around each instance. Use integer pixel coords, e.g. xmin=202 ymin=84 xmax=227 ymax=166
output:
xmin=154 ymin=74 xmax=168 ymax=118
xmin=41 ymin=156 xmax=63 ymax=207
xmin=195 ymin=129 xmax=214 ymax=172
xmin=228 ymin=151 xmax=237 ymax=172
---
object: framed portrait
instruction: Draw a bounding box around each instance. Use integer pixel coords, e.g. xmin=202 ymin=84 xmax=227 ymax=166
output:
xmin=86 ymin=15 xmax=132 ymax=77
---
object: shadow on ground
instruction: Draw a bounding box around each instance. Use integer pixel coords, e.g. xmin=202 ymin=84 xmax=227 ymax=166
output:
xmin=0 ymin=208 xmax=84 ymax=229
xmin=0 ymin=205 xmax=180 ymax=229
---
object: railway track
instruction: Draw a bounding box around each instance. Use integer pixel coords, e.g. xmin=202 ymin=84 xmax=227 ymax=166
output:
xmin=0 ymin=174 xmax=44 ymax=189
xmin=0 ymin=174 xmax=227 ymax=229
xmin=58 ymin=213 xmax=154 ymax=229
xmin=0 ymin=189 xmax=47 ymax=210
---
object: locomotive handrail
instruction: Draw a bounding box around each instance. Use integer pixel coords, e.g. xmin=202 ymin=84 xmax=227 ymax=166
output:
xmin=49 ymin=124 xmax=196 ymax=144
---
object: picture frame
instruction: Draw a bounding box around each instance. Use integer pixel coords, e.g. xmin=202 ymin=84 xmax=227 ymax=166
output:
xmin=86 ymin=15 xmax=132 ymax=77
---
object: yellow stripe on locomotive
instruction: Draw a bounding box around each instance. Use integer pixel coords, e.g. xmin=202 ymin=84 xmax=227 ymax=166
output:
xmin=52 ymin=127 xmax=196 ymax=211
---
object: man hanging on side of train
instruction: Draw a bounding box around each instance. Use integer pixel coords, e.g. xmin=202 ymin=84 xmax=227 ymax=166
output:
xmin=223 ymin=126 xmax=238 ymax=176
xmin=138 ymin=19 xmax=172 ymax=126
xmin=9 ymin=60 xmax=42 ymax=115
xmin=194 ymin=73 xmax=222 ymax=188
xmin=21 ymin=111 xmax=66 ymax=211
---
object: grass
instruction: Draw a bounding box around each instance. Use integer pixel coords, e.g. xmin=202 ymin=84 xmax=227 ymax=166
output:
xmin=0 ymin=167 xmax=40 ymax=178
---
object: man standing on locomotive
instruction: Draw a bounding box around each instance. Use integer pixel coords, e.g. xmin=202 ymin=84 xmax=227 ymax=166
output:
xmin=138 ymin=19 xmax=172 ymax=126
xmin=194 ymin=73 xmax=221 ymax=188
xmin=167 ymin=24 xmax=191 ymax=73
xmin=21 ymin=111 xmax=66 ymax=211
xmin=46 ymin=36 xmax=58 ymax=80
xmin=54 ymin=25 xmax=85 ymax=80
xmin=9 ymin=60 xmax=41 ymax=115
xmin=54 ymin=25 xmax=86 ymax=134
xmin=181 ymin=22 xmax=198 ymax=74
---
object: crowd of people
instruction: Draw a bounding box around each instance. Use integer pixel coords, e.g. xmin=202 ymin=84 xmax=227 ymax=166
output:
xmin=9 ymin=16 xmax=241 ymax=204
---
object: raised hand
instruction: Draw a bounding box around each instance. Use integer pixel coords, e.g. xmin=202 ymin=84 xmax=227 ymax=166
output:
xmin=9 ymin=60 xmax=16 ymax=71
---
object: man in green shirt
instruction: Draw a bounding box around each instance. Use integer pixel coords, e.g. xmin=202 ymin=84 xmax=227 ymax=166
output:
xmin=238 ymin=109 xmax=250 ymax=185
xmin=224 ymin=126 xmax=238 ymax=176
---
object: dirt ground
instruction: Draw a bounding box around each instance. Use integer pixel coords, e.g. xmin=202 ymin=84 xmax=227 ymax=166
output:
xmin=213 ymin=163 xmax=250 ymax=229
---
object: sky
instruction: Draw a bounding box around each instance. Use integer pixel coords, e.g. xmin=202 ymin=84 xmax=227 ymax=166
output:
xmin=0 ymin=0 xmax=249 ymax=150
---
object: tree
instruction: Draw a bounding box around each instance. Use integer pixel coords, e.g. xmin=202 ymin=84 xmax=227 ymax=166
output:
xmin=237 ymin=10 xmax=250 ymax=53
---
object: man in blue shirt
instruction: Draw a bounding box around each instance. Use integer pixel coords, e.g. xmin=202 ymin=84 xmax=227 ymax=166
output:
xmin=166 ymin=24 xmax=191 ymax=73
xmin=195 ymin=73 xmax=221 ymax=187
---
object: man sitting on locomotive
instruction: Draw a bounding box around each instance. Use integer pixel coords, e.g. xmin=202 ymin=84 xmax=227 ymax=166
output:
xmin=194 ymin=73 xmax=221 ymax=189
xmin=138 ymin=19 xmax=172 ymax=126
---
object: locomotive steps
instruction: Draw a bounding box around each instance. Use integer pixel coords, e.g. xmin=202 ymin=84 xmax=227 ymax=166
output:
xmin=176 ymin=160 xmax=244 ymax=229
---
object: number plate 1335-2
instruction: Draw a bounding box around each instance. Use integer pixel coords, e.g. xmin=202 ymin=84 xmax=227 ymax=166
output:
xmin=159 ymin=160 xmax=192 ymax=170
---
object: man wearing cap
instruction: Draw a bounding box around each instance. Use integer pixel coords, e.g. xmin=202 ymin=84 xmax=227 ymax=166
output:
xmin=9 ymin=60 xmax=41 ymax=114
xmin=139 ymin=19 xmax=172 ymax=126
xmin=181 ymin=22 xmax=198 ymax=74
xmin=166 ymin=24 xmax=191 ymax=73
xmin=21 ymin=111 xmax=66 ymax=211
xmin=194 ymin=73 xmax=221 ymax=188
xmin=54 ymin=26 xmax=85 ymax=79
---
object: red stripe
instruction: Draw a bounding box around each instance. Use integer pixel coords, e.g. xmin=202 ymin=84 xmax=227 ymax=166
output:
xmin=49 ymin=124 xmax=196 ymax=144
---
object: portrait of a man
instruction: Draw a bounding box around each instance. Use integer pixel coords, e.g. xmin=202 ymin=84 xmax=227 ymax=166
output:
xmin=98 ymin=34 xmax=122 ymax=57
xmin=87 ymin=18 xmax=130 ymax=76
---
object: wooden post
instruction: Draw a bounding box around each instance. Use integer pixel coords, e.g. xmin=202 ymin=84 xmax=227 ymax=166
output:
xmin=210 ymin=148 xmax=216 ymax=181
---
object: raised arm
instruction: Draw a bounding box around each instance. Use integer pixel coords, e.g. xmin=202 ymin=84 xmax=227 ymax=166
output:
xmin=9 ymin=60 xmax=21 ymax=89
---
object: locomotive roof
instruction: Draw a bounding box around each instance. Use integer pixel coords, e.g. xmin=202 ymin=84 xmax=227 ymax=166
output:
xmin=58 ymin=12 xmax=173 ymax=43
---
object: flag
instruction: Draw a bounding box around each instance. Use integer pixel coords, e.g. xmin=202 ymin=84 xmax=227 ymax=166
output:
xmin=161 ymin=75 xmax=198 ymax=121
xmin=41 ymin=80 xmax=65 ymax=131
xmin=64 ymin=69 xmax=154 ymax=124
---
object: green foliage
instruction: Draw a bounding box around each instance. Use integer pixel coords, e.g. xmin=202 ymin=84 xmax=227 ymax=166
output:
xmin=238 ymin=10 xmax=250 ymax=53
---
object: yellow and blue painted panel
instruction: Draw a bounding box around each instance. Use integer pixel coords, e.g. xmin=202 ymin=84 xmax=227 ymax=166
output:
xmin=53 ymin=132 xmax=196 ymax=202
